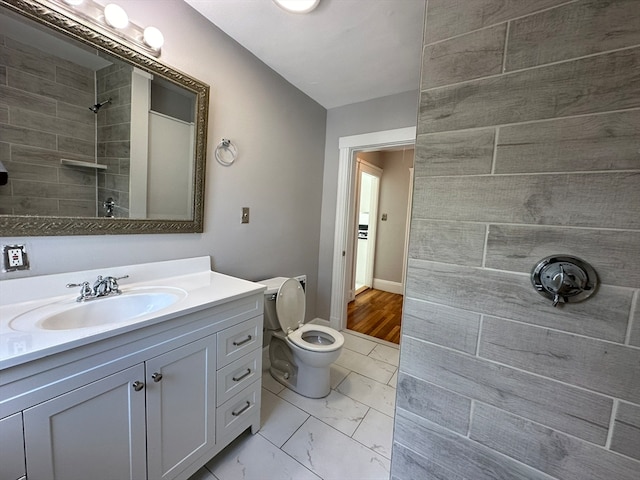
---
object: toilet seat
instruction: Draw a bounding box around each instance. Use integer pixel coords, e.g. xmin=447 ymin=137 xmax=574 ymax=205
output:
xmin=275 ymin=278 xmax=344 ymax=353
xmin=287 ymin=324 xmax=344 ymax=353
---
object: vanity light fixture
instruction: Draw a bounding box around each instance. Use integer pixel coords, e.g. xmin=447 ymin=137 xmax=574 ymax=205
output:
xmin=49 ymin=0 xmax=164 ymax=56
xmin=143 ymin=26 xmax=165 ymax=50
xmin=103 ymin=3 xmax=128 ymax=29
xmin=273 ymin=0 xmax=321 ymax=14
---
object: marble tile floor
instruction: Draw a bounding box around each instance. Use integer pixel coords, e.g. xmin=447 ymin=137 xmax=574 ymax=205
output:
xmin=189 ymin=330 xmax=399 ymax=480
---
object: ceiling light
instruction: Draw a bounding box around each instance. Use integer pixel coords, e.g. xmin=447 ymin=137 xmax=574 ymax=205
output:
xmin=104 ymin=3 xmax=128 ymax=29
xmin=273 ymin=0 xmax=320 ymax=14
xmin=63 ymin=0 xmax=85 ymax=5
xmin=143 ymin=26 xmax=165 ymax=50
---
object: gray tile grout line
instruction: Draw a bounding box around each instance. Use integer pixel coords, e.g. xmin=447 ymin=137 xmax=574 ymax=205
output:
xmin=204 ymin=348 xmax=396 ymax=480
xmin=238 ymin=334 xmax=397 ymax=479
xmin=264 ymin=368 xmax=392 ymax=477
xmin=262 ymin=414 xmax=319 ymax=477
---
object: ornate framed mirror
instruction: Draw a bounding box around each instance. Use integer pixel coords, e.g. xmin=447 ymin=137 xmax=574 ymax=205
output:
xmin=0 ymin=0 xmax=209 ymax=235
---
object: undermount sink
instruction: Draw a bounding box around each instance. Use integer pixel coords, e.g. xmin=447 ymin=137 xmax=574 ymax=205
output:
xmin=9 ymin=287 xmax=188 ymax=332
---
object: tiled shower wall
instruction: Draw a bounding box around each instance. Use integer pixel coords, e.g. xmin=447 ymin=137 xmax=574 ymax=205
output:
xmin=96 ymin=61 xmax=131 ymax=218
xmin=393 ymin=1 xmax=640 ymax=479
xmin=0 ymin=34 xmax=97 ymax=216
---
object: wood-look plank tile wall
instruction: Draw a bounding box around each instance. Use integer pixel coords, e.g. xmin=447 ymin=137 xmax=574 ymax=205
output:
xmin=96 ymin=62 xmax=132 ymax=218
xmin=393 ymin=1 xmax=640 ymax=479
xmin=0 ymin=34 xmax=97 ymax=217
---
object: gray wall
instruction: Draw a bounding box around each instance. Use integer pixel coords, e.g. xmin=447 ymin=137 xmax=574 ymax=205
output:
xmin=316 ymin=90 xmax=420 ymax=319
xmin=0 ymin=0 xmax=326 ymax=321
xmin=374 ymin=149 xmax=413 ymax=285
xmin=392 ymin=1 xmax=640 ymax=479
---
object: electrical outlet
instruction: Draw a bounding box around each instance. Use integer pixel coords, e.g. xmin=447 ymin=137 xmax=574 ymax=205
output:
xmin=3 ymin=245 xmax=29 ymax=272
xmin=241 ymin=207 xmax=250 ymax=224
xmin=8 ymin=248 xmax=23 ymax=267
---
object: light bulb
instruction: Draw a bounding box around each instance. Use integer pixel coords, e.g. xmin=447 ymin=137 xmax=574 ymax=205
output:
xmin=104 ymin=3 xmax=128 ymax=29
xmin=273 ymin=0 xmax=320 ymax=14
xmin=143 ymin=26 xmax=164 ymax=50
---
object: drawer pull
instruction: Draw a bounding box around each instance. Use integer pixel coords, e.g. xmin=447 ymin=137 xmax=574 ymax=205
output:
xmin=232 ymin=335 xmax=252 ymax=346
xmin=231 ymin=401 xmax=251 ymax=417
xmin=232 ymin=369 xmax=252 ymax=382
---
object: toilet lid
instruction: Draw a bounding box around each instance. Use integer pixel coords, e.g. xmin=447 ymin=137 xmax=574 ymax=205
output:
xmin=276 ymin=278 xmax=306 ymax=333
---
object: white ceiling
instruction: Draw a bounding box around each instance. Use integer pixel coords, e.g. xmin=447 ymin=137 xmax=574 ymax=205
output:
xmin=183 ymin=0 xmax=426 ymax=109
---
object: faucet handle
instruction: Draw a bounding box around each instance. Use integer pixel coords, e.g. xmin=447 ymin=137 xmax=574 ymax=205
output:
xmin=107 ymin=274 xmax=129 ymax=293
xmin=66 ymin=281 xmax=92 ymax=302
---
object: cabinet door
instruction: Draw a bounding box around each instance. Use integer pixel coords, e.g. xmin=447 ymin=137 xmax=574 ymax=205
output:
xmin=0 ymin=413 xmax=25 ymax=480
xmin=146 ymin=335 xmax=216 ymax=480
xmin=23 ymin=365 xmax=147 ymax=480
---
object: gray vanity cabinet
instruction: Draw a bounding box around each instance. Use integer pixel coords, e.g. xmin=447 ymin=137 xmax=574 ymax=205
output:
xmin=22 ymin=334 xmax=218 ymax=480
xmin=23 ymin=365 xmax=148 ymax=480
xmin=1 ymin=291 xmax=263 ymax=480
xmin=146 ymin=335 xmax=217 ymax=480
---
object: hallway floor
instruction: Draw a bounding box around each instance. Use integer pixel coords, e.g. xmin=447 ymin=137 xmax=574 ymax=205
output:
xmin=347 ymin=289 xmax=403 ymax=344
xmin=189 ymin=330 xmax=399 ymax=480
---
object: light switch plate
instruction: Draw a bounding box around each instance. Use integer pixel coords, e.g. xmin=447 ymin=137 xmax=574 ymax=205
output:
xmin=2 ymin=244 xmax=29 ymax=272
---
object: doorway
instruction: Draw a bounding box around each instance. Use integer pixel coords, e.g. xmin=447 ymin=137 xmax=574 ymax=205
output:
xmin=330 ymin=127 xmax=416 ymax=335
xmin=353 ymin=159 xmax=382 ymax=296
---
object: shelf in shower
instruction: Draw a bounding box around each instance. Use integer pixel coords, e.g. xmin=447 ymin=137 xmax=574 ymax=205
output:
xmin=60 ymin=158 xmax=108 ymax=170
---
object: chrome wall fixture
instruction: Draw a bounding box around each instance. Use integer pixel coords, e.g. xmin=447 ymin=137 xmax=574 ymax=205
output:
xmin=531 ymin=255 xmax=598 ymax=307
xmin=215 ymin=138 xmax=238 ymax=166
xmin=50 ymin=0 xmax=164 ymax=56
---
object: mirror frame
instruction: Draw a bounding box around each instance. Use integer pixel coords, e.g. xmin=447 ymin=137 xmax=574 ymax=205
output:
xmin=0 ymin=0 xmax=209 ymax=235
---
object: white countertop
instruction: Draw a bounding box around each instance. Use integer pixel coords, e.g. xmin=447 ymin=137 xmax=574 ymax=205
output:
xmin=0 ymin=257 xmax=266 ymax=369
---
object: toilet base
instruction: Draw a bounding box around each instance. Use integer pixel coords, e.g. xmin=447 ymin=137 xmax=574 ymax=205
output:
xmin=270 ymin=363 xmax=331 ymax=399
xmin=268 ymin=334 xmax=335 ymax=398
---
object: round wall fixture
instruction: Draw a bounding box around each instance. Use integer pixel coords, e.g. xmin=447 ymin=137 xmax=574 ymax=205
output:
xmin=531 ymin=255 xmax=598 ymax=307
xmin=104 ymin=4 xmax=129 ymax=29
xmin=215 ymin=138 xmax=238 ymax=166
xmin=143 ymin=26 xmax=165 ymax=50
xmin=273 ymin=0 xmax=320 ymax=14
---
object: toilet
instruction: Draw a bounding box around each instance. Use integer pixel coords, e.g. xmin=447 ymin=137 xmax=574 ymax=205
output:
xmin=260 ymin=276 xmax=344 ymax=398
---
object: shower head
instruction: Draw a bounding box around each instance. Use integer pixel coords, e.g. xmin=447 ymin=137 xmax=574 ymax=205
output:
xmin=89 ymin=97 xmax=112 ymax=114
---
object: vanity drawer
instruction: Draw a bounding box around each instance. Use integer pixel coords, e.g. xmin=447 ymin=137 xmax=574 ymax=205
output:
xmin=216 ymin=348 xmax=262 ymax=407
xmin=216 ymin=379 xmax=261 ymax=445
xmin=217 ymin=316 xmax=262 ymax=368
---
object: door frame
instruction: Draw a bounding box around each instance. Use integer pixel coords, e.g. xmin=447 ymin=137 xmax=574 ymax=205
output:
xmin=330 ymin=126 xmax=416 ymax=331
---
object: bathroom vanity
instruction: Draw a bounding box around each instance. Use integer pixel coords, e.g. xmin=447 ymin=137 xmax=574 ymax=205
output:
xmin=0 ymin=257 xmax=265 ymax=480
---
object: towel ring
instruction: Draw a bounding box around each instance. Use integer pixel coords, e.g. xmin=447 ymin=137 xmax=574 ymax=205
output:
xmin=215 ymin=138 xmax=237 ymax=166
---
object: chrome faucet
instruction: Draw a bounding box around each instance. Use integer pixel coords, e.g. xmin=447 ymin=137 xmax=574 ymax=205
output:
xmin=67 ymin=275 xmax=129 ymax=302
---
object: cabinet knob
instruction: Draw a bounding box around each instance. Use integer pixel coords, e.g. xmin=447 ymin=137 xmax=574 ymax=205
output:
xmin=151 ymin=373 xmax=163 ymax=382
xmin=132 ymin=381 xmax=144 ymax=391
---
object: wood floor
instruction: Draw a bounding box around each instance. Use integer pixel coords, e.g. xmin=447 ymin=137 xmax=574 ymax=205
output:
xmin=347 ymin=288 xmax=403 ymax=344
